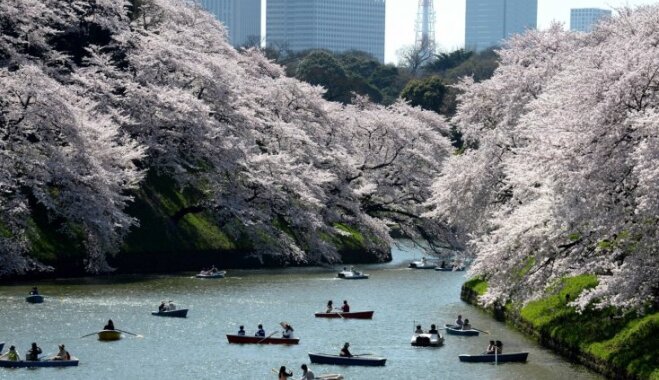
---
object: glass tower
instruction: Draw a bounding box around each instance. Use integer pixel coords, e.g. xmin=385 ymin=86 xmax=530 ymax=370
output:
xmin=465 ymin=0 xmax=537 ymax=51
xmin=199 ymin=0 xmax=261 ymax=47
xmin=570 ymin=8 xmax=612 ymax=33
xmin=266 ymin=0 xmax=386 ymax=62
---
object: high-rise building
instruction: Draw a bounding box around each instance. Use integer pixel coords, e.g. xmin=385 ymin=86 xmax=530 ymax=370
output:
xmin=266 ymin=0 xmax=386 ymax=62
xmin=570 ymin=8 xmax=612 ymax=32
xmin=199 ymin=0 xmax=261 ymax=47
xmin=465 ymin=0 xmax=537 ymax=52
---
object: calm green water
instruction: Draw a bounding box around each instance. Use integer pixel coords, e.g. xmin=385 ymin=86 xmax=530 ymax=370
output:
xmin=0 ymin=243 xmax=602 ymax=379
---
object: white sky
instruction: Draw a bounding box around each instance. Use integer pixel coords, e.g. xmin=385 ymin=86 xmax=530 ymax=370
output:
xmin=385 ymin=0 xmax=659 ymax=63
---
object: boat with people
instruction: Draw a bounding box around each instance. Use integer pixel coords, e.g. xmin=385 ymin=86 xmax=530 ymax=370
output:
xmin=458 ymin=352 xmax=529 ymax=363
xmin=97 ymin=330 xmax=122 ymax=341
xmin=444 ymin=324 xmax=480 ymax=336
xmin=195 ymin=269 xmax=226 ymax=278
xmin=308 ymin=353 xmax=386 ymax=366
xmin=336 ymin=267 xmax=369 ymax=279
xmin=411 ymin=332 xmax=444 ymax=347
xmin=151 ymin=308 xmax=188 ymax=318
xmin=314 ymin=310 xmax=374 ymax=319
xmin=225 ymin=334 xmax=299 ymax=345
xmin=25 ymin=295 xmax=44 ymax=303
xmin=408 ymin=258 xmax=437 ymax=269
xmin=0 ymin=357 xmax=79 ymax=368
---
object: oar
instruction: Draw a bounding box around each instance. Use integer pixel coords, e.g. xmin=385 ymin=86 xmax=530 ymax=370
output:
xmin=257 ymin=330 xmax=279 ymax=344
xmin=81 ymin=331 xmax=100 ymax=338
xmin=115 ymin=329 xmax=142 ymax=337
xmin=353 ymin=353 xmax=374 ymax=357
xmin=333 ymin=308 xmax=346 ymax=319
xmin=471 ymin=327 xmax=491 ymax=334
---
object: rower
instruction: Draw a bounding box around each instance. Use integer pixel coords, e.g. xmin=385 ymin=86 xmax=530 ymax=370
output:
xmin=462 ymin=318 xmax=472 ymax=330
xmin=255 ymin=324 xmax=265 ymax=337
xmin=455 ymin=315 xmax=464 ymax=328
xmin=486 ymin=340 xmax=496 ymax=354
xmin=282 ymin=324 xmax=294 ymax=338
xmin=339 ymin=342 xmax=352 ymax=357
xmin=29 ymin=287 xmax=39 ymax=295
xmin=299 ymin=364 xmax=315 ymax=380
xmin=104 ymin=319 xmax=115 ymax=330
xmin=341 ymin=300 xmax=350 ymax=312
xmin=158 ymin=301 xmax=166 ymax=312
xmin=26 ymin=342 xmax=42 ymax=361
xmin=0 ymin=346 xmax=20 ymax=361
xmin=495 ymin=340 xmax=503 ymax=354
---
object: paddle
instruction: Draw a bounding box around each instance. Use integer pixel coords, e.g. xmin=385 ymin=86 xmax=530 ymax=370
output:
xmin=115 ymin=329 xmax=143 ymax=338
xmin=257 ymin=330 xmax=279 ymax=344
xmin=81 ymin=331 xmax=99 ymax=338
xmin=471 ymin=327 xmax=491 ymax=334
xmin=352 ymin=353 xmax=374 ymax=357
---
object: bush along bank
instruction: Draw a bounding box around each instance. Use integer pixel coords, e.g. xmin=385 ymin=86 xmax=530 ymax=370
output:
xmin=461 ymin=276 xmax=659 ymax=380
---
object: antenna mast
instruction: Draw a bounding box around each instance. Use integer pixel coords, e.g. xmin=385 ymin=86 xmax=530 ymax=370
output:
xmin=415 ymin=0 xmax=436 ymax=54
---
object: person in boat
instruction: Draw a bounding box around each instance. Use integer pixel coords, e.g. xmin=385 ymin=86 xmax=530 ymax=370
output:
xmin=341 ymin=300 xmax=350 ymax=313
xmin=26 ymin=342 xmax=42 ymax=361
xmin=299 ymin=364 xmax=315 ymax=380
xmin=210 ymin=265 xmax=218 ymax=274
xmin=429 ymin=324 xmax=439 ymax=335
xmin=339 ymin=342 xmax=353 ymax=357
xmin=282 ymin=324 xmax=294 ymax=338
xmin=0 ymin=345 xmax=20 ymax=361
xmin=158 ymin=301 xmax=166 ymax=312
xmin=53 ymin=344 xmax=71 ymax=361
xmin=462 ymin=318 xmax=472 ymax=330
xmin=326 ymin=300 xmax=334 ymax=313
xmin=104 ymin=319 xmax=115 ymax=330
xmin=486 ymin=340 xmax=496 ymax=354
xmin=29 ymin=286 xmax=39 ymax=295
xmin=255 ymin=324 xmax=265 ymax=337
xmin=440 ymin=260 xmax=446 ymax=269
xmin=167 ymin=301 xmax=176 ymax=311
xmin=454 ymin=315 xmax=464 ymax=328
xmin=238 ymin=325 xmax=246 ymax=336
xmin=415 ymin=324 xmax=424 ymax=334
xmin=278 ymin=365 xmax=293 ymax=379
xmin=495 ymin=340 xmax=503 ymax=354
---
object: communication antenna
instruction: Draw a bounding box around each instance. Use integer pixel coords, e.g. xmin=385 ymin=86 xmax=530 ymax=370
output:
xmin=415 ymin=0 xmax=436 ymax=54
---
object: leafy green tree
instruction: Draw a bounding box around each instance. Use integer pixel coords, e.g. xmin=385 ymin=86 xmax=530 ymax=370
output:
xmin=295 ymin=50 xmax=351 ymax=102
xmin=400 ymin=76 xmax=448 ymax=114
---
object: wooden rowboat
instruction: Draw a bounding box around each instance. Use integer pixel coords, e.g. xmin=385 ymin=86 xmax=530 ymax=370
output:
xmin=435 ymin=266 xmax=465 ymax=271
xmin=25 ymin=295 xmax=44 ymax=304
xmin=308 ymin=353 xmax=386 ymax=366
xmin=314 ymin=311 xmax=374 ymax=319
xmin=0 ymin=357 xmax=79 ymax=368
xmin=458 ymin=352 xmax=529 ymax=363
xmin=226 ymin=334 xmax=299 ymax=345
xmin=444 ymin=324 xmax=479 ymax=336
xmin=98 ymin=330 xmax=122 ymax=341
xmin=195 ymin=270 xmax=226 ymax=278
xmin=151 ymin=309 xmax=188 ymax=318
xmin=410 ymin=333 xmax=444 ymax=347
xmin=409 ymin=260 xmax=437 ymax=269
xmin=337 ymin=270 xmax=369 ymax=279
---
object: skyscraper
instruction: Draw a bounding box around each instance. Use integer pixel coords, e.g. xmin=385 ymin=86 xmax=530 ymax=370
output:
xmin=199 ymin=0 xmax=261 ymax=47
xmin=570 ymin=8 xmax=612 ymax=32
xmin=465 ymin=0 xmax=537 ymax=52
xmin=266 ymin=0 xmax=386 ymax=62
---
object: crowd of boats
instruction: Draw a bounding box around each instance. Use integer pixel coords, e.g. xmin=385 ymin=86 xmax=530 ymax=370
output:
xmin=1 ymin=261 xmax=528 ymax=375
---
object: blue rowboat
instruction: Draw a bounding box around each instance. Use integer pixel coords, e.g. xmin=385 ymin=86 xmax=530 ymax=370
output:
xmin=458 ymin=352 xmax=529 ymax=363
xmin=0 ymin=357 xmax=79 ymax=368
xmin=25 ymin=295 xmax=44 ymax=304
xmin=308 ymin=353 xmax=386 ymax=366
xmin=151 ymin=309 xmax=188 ymax=318
xmin=444 ymin=324 xmax=479 ymax=336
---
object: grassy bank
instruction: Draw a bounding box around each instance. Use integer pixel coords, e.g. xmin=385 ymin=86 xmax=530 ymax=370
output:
xmin=463 ymin=276 xmax=659 ymax=380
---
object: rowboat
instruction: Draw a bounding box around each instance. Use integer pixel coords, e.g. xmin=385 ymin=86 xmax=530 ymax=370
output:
xmin=435 ymin=266 xmax=465 ymax=271
xmin=411 ymin=332 xmax=444 ymax=347
xmin=226 ymin=334 xmax=299 ymax=345
xmin=444 ymin=324 xmax=479 ymax=336
xmin=25 ymin=295 xmax=44 ymax=303
xmin=337 ymin=270 xmax=369 ymax=279
xmin=195 ymin=270 xmax=226 ymax=278
xmin=151 ymin=308 xmax=188 ymax=318
xmin=409 ymin=260 xmax=437 ymax=269
xmin=0 ymin=357 xmax=79 ymax=368
xmin=316 ymin=374 xmax=344 ymax=380
xmin=314 ymin=311 xmax=374 ymax=319
xmin=308 ymin=353 xmax=386 ymax=366
xmin=97 ymin=330 xmax=122 ymax=341
xmin=458 ymin=352 xmax=529 ymax=363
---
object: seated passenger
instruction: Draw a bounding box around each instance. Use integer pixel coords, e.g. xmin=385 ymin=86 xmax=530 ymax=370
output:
xmin=255 ymin=324 xmax=265 ymax=337
xmin=282 ymin=324 xmax=294 ymax=338
xmin=415 ymin=325 xmax=424 ymax=334
xmin=53 ymin=344 xmax=71 ymax=360
xmin=237 ymin=325 xmax=245 ymax=336
xmin=462 ymin=318 xmax=472 ymax=330
xmin=495 ymin=340 xmax=503 ymax=354
xmin=326 ymin=300 xmax=334 ymax=313
xmin=486 ymin=340 xmax=496 ymax=354
xmin=341 ymin=300 xmax=350 ymax=313
xmin=429 ymin=324 xmax=439 ymax=335
xmin=26 ymin=342 xmax=42 ymax=361
xmin=454 ymin=315 xmax=464 ymax=328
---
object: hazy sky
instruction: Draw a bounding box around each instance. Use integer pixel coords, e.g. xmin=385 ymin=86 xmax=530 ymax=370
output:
xmin=385 ymin=0 xmax=659 ymax=63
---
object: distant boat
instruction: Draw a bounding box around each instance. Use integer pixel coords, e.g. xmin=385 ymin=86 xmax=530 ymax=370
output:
xmin=0 ymin=357 xmax=79 ymax=368
xmin=195 ymin=270 xmax=226 ymax=279
xmin=411 ymin=332 xmax=444 ymax=347
xmin=435 ymin=265 xmax=465 ymax=272
xmin=25 ymin=295 xmax=44 ymax=303
xmin=308 ymin=353 xmax=386 ymax=366
xmin=337 ymin=269 xmax=369 ymax=279
xmin=409 ymin=260 xmax=437 ymax=269
xmin=444 ymin=324 xmax=479 ymax=336
xmin=458 ymin=352 xmax=529 ymax=363
xmin=225 ymin=334 xmax=299 ymax=345
xmin=97 ymin=330 xmax=122 ymax=341
xmin=314 ymin=311 xmax=374 ymax=319
xmin=314 ymin=374 xmax=344 ymax=380
xmin=151 ymin=309 xmax=188 ymax=318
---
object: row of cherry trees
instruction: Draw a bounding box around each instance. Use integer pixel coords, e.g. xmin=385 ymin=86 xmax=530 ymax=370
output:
xmin=0 ymin=0 xmax=453 ymax=274
xmin=427 ymin=6 xmax=659 ymax=310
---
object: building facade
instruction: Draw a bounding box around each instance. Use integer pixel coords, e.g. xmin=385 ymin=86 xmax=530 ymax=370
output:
xmin=266 ymin=0 xmax=386 ymax=62
xmin=465 ymin=0 xmax=537 ymax=51
xmin=199 ymin=0 xmax=261 ymax=47
xmin=570 ymin=8 xmax=612 ymax=32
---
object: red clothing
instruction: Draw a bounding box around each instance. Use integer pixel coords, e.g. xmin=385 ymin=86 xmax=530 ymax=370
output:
xmin=341 ymin=304 xmax=350 ymax=312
